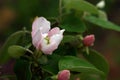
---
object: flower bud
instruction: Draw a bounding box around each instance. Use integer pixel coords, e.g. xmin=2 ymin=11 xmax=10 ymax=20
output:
xmin=83 ymin=34 xmax=95 ymax=46
xmin=58 ymin=70 xmax=70 ymax=80
xmin=96 ymin=0 xmax=105 ymax=8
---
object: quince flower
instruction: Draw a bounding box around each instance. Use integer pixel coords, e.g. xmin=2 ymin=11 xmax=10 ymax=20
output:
xmin=31 ymin=17 xmax=65 ymax=55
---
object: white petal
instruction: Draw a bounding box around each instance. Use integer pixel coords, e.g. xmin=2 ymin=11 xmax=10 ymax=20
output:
xmin=41 ymin=29 xmax=65 ymax=54
xmin=96 ymin=0 xmax=105 ymax=8
xmin=60 ymin=29 xmax=65 ymax=35
xmin=41 ymin=41 xmax=57 ymax=55
xmin=50 ymin=34 xmax=63 ymax=45
xmin=32 ymin=29 xmax=42 ymax=49
xmin=41 ymin=32 xmax=64 ymax=55
xmin=48 ymin=27 xmax=60 ymax=37
xmin=32 ymin=17 xmax=50 ymax=34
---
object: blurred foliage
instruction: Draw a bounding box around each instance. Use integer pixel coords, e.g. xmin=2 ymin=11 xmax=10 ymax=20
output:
xmin=12 ymin=0 xmax=59 ymax=31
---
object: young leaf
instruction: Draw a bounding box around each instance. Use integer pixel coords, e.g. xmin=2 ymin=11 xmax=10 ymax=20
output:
xmin=8 ymin=45 xmax=26 ymax=58
xmin=83 ymin=49 xmax=109 ymax=76
xmin=59 ymin=56 xmax=105 ymax=77
xmin=0 ymin=31 xmax=30 ymax=64
xmin=84 ymin=15 xmax=120 ymax=32
xmin=63 ymin=0 xmax=98 ymax=14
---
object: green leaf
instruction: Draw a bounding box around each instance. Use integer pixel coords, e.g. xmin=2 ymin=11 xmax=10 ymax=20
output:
xmin=8 ymin=45 xmax=26 ymax=58
xmin=98 ymin=10 xmax=107 ymax=20
xmin=54 ymin=43 xmax=78 ymax=56
xmin=63 ymin=0 xmax=98 ymax=14
xmin=80 ymin=73 xmax=105 ymax=80
xmin=14 ymin=59 xmax=32 ymax=80
xmin=0 ymin=30 xmax=30 ymax=64
xmin=83 ymin=49 xmax=109 ymax=76
xmin=42 ymin=54 xmax=61 ymax=75
xmin=60 ymin=12 xmax=86 ymax=33
xmin=84 ymin=15 xmax=120 ymax=32
xmin=59 ymin=56 xmax=105 ymax=77
xmin=59 ymin=56 xmax=104 ymax=76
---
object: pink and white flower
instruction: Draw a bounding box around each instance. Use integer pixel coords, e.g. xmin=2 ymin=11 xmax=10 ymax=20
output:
xmin=31 ymin=17 xmax=65 ymax=55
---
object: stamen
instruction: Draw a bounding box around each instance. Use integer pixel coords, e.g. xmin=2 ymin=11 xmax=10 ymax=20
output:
xmin=45 ymin=36 xmax=50 ymax=44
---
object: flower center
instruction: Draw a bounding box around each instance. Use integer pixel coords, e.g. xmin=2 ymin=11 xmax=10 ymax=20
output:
xmin=44 ymin=36 xmax=50 ymax=44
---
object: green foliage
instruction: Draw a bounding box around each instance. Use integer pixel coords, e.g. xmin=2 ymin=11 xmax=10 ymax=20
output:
xmin=98 ymin=10 xmax=108 ymax=20
xmin=80 ymin=73 xmax=104 ymax=80
xmin=84 ymin=15 xmax=120 ymax=32
xmin=59 ymin=56 xmax=105 ymax=77
xmin=14 ymin=59 xmax=32 ymax=80
xmin=0 ymin=30 xmax=30 ymax=64
xmin=42 ymin=54 xmax=61 ymax=75
xmin=83 ymin=49 xmax=109 ymax=76
xmin=54 ymin=43 xmax=78 ymax=56
xmin=14 ymin=0 xmax=59 ymax=29
xmin=2 ymin=0 xmax=119 ymax=79
xmin=8 ymin=45 xmax=26 ymax=58
xmin=63 ymin=0 xmax=98 ymax=14
xmin=62 ymin=35 xmax=78 ymax=43
xmin=60 ymin=12 xmax=86 ymax=33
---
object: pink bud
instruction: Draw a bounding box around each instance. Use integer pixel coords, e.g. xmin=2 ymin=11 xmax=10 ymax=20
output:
xmin=58 ymin=70 xmax=70 ymax=80
xmin=83 ymin=34 xmax=95 ymax=46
